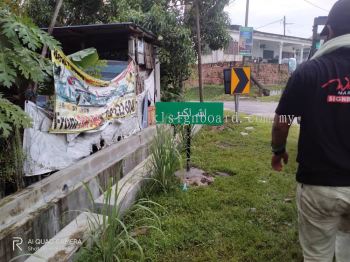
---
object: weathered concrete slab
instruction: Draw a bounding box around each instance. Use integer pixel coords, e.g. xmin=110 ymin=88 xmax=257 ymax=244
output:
xmin=25 ymin=212 xmax=104 ymax=262
xmin=0 ymin=126 xmax=157 ymax=262
xmin=0 ymin=125 xmax=201 ymax=261
xmin=22 ymin=155 xmax=154 ymax=262
xmin=94 ymin=155 xmax=153 ymax=216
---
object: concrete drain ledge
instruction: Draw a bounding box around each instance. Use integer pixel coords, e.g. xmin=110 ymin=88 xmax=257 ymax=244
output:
xmin=94 ymin=154 xmax=153 ymax=216
xmin=0 ymin=126 xmax=157 ymax=262
xmin=0 ymin=126 xmax=156 ymax=234
xmin=23 ymin=155 xmax=153 ymax=262
xmin=3 ymin=125 xmax=200 ymax=262
xmin=25 ymin=212 xmax=104 ymax=262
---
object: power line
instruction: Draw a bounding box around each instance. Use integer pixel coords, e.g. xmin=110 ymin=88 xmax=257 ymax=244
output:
xmin=303 ymin=0 xmax=329 ymax=12
xmin=256 ymin=18 xmax=283 ymax=30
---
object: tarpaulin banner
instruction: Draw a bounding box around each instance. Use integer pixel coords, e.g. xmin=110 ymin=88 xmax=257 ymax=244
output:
xmin=239 ymin=27 xmax=253 ymax=56
xmin=50 ymin=50 xmax=137 ymax=133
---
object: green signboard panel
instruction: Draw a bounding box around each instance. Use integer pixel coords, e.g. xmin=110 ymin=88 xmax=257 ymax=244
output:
xmin=156 ymin=102 xmax=224 ymax=126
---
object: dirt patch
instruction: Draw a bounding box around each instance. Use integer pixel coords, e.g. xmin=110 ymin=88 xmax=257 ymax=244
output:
xmin=175 ymin=168 xmax=214 ymax=187
xmin=216 ymin=141 xmax=235 ymax=149
xmin=214 ymin=169 xmax=236 ymax=177
xmin=209 ymin=126 xmax=225 ymax=132
xmin=48 ymin=250 xmax=68 ymax=262
xmin=69 ymin=230 xmax=84 ymax=243
xmin=131 ymin=227 xmax=149 ymax=237
xmin=214 ymin=172 xmax=231 ymax=177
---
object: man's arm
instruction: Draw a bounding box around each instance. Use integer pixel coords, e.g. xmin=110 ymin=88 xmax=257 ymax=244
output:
xmin=271 ymin=114 xmax=292 ymax=171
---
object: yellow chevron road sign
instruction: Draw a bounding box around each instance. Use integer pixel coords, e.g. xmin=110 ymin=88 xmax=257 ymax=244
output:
xmin=231 ymin=67 xmax=251 ymax=94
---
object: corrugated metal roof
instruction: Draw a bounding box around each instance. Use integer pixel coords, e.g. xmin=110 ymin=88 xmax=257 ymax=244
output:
xmin=46 ymin=22 xmax=159 ymax=44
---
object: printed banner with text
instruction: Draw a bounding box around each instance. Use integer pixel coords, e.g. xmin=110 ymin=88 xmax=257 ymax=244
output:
xmin=50 ymin=50 xmax=137 ymax=133
xmin=239 ymin=27 xmax=253 ymax=56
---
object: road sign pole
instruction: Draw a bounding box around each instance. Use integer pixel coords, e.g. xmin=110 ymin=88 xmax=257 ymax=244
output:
xmin=234 ymin=94 xmax=240 ymax=123
xmin=186 ymin=125 xmax=191 ymax=172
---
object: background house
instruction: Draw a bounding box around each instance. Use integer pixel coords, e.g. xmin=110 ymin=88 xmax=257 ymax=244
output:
xmin=202 ymin=25 xmax=312 ymax=65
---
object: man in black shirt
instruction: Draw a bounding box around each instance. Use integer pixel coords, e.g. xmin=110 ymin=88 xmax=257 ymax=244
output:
xmin=271 ymin=0 xmax=350 ymax=261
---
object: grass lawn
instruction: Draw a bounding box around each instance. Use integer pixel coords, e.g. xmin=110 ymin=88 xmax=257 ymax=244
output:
xmin=132 ymin=114 xmax=302 ymax=262
xmin=183 ymin=85 xmax=260 ymax=102
xmin=184 ymin=85 xmax=284 ymax=103
xmin=183 ymin=85 xmax=233 ymax=101
xmin=258 ymin=95 xmax=282 ymax=102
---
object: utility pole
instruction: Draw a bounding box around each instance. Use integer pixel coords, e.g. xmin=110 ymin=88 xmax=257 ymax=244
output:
xmin=242 ymin=0 xmax=250 ymax=65
xmin=242 ymin=0 xmax=267 ymax=96
xmin=235 ymin=0 xmax=250 ymax=123
xmin=195 ymin=0 xmax=204 ymax=103
xmin=282 ymin=16 xmax=293 ymax=36
xmin=245 ymin=0 xmax=250 ymax=27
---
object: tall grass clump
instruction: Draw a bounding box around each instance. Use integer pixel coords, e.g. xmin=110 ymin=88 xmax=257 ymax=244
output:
xmin=75 ymin=179 xmax=163 ymax=262
xmin=145 ymin=126 xmax=182 ymax=195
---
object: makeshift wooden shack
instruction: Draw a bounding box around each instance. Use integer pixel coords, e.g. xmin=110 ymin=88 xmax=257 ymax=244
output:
xmin=50 ymin=22 xmax=160 ymax=101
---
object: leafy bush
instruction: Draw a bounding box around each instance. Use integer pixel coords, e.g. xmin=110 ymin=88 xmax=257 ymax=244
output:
xmin=0 ymin=7 xmax=60 ymax=195
xmin=68 ymin=48 xmax=107 ymax=78
xmin=0 ymin=95 xmax=31 ymax=138
xmin=0 ymin=9 xmax=60 ymax=87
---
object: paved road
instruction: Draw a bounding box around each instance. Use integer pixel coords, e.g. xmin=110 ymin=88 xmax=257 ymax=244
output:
xmin=224 ymin=100 xmax=278 ymax=118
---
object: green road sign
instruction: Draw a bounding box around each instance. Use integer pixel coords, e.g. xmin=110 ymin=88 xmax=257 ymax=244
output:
xmin=156 ymin=102 xmax=224 ymax=126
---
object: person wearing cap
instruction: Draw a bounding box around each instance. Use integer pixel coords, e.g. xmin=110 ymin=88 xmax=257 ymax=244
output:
xmin=271 ymin=0 xmax=350 ymax=261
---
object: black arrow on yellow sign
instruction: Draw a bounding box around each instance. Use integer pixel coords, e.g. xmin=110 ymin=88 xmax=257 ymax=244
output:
xmin=231 ymin=67 xmax=251 ymax=95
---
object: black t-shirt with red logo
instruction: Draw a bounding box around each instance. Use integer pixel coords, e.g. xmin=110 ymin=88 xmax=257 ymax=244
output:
xmin=276 ymin=48 xmax=350 ymax=186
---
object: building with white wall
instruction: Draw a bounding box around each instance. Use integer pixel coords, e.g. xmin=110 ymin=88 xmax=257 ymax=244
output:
xmin=202 ymin=25 xmax=312 ymax=65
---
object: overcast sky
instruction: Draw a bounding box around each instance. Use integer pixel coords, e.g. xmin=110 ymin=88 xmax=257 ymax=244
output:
xmin=225 ymin=0 xmax=337 ymax=38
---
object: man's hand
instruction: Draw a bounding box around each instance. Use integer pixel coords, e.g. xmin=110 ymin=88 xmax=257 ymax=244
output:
xmin=271 ymin=114 xmax=292 ymax=172
xmin=271 ymin=152 xmax=289 ymax=172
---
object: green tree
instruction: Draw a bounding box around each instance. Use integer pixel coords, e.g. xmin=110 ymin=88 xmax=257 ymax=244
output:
xmin=0 ymin=7 xmax=59 ymax=132
xmin=112 ymin=1 xmax=196 ymax=100
xmin=184 ymin=0 xmax=231 ymax=50
xmin=0 ymin=5 xmax=60 ymax=192
xmin=0 ymin=11 xmax=59 ymax=88
xmin=25 ymin=0 xmax=106 ymax=27
xmin=110 ymin=0 xmax=230 ymax=100
xmin=24 ymin=0 xmax=194 ymax=100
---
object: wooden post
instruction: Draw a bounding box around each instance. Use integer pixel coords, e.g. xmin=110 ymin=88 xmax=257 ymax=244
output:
xmin=33 ymin=0 xmax=63 ymax=94
xmin=41 ymin=0 xmax=63 ymax=58
xmin=195 ymin=0 xmax=204 ymax=102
